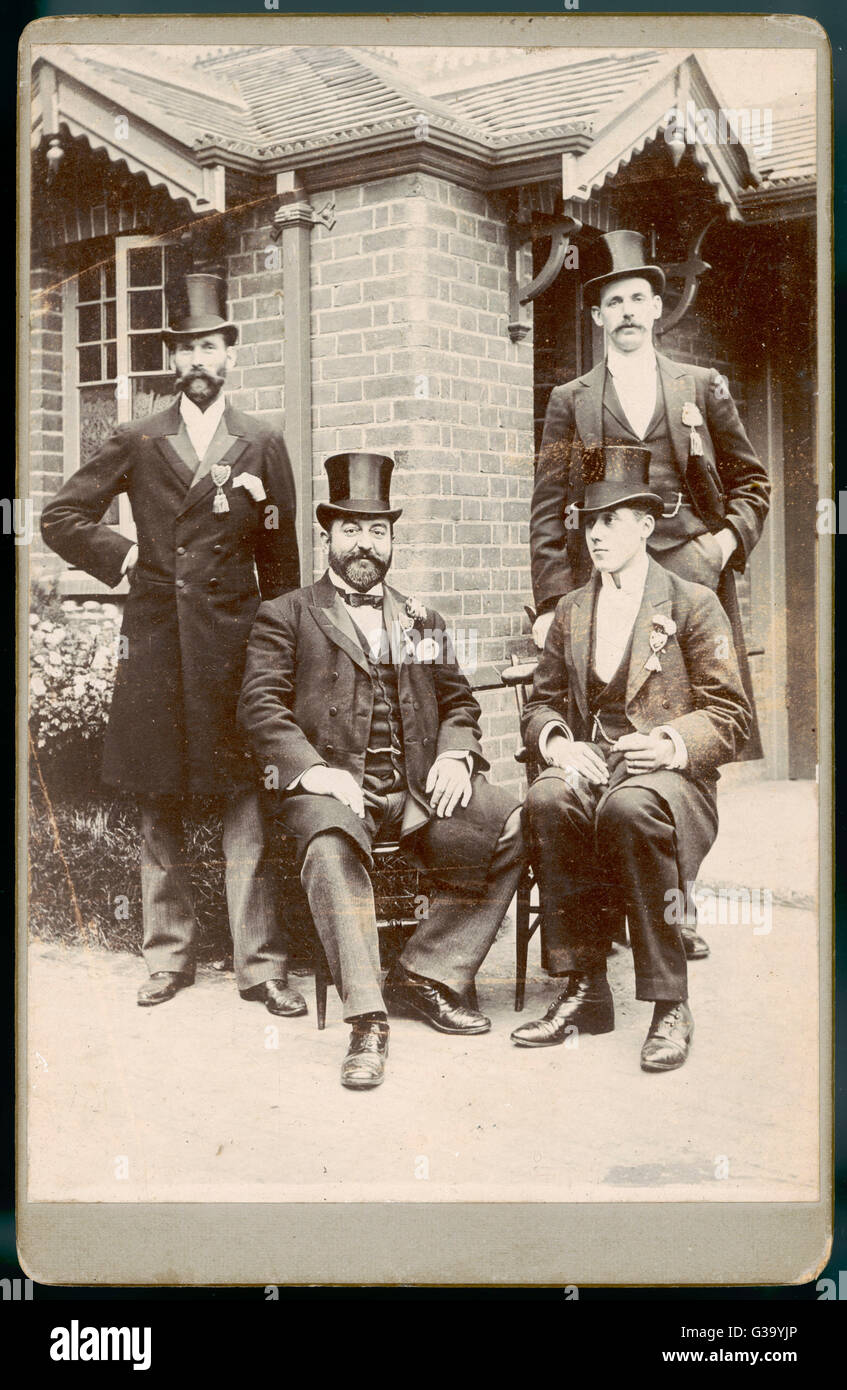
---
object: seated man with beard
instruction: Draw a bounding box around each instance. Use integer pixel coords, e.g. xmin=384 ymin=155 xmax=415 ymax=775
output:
xmin=237 ymin=453 xmax=525 ymax=1090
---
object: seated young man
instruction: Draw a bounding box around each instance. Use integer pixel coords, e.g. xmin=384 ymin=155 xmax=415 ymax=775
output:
xmin=514 ymin=444 xmax=751 ymax=1071
xmin=237 ymin=453 xmax=525 ymax=1091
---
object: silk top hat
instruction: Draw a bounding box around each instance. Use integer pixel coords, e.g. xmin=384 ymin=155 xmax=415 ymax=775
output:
xmin=582 ymin=230 xmax=666 ymax=305
xmin=164 ymin=274 xmax=238 ymax=346
xmin=316 ymin=453 xmax=403 ymax=529
xmin=576 ymin=444 xmax=664 ymax=519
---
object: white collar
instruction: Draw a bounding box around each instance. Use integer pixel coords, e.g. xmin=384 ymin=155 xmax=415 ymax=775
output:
xmin=328 ymin=568 xmax=384 ymax=601
xmin=599 ymin=548 xmax=650 ymax=597
xmin=606 ymin=342 xmax=657 ymax=379
xmin=179 ymin=390 xmax=226 ymax=431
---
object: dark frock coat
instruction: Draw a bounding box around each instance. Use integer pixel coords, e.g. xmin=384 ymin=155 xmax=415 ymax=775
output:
xmin=529 ymin=352 xmax=770 ymax=759
xmin=237 ymin=573 xmax=519 ymax=893
xmin=40 ymin=400 xmax=301 ymax=798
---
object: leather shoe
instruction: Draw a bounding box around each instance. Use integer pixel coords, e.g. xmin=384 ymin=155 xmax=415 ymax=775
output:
xmin=640 ymin=1001 xmax=694 ymax=1072
xmin=341 ymin=1019 xmax=389 ymax=1090
xmin=385 ymin=966 xmax=491 ymax=1035
xmin=682 ymin=927 xmax=710 ymax=960
xmin=511 ymin=972 xmax=614 ymax=1047
xmin=137 ymin=971 xmax=191 ymax=1007
xmin=242 ymin=978 xmax=307 ymax=1017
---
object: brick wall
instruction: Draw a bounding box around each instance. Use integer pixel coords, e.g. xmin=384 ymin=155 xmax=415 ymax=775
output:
xmin=222 ymin=200 xmax=285 ymax=418
xmin=306 ymin=173 xmax=536 ymax=794
xmin=30 ymin=261 xmax=66 ymax=579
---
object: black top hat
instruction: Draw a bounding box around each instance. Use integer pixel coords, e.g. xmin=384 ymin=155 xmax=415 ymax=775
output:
xmin=582 ymin=230 xmax=666 ymax=306
xmin=164 ymin=274 xmax=238 ymax=346
xmin=316 ymin=453 xmax=403 ymax=530
xmin=576 ymin=444 xmax=664 ymax=519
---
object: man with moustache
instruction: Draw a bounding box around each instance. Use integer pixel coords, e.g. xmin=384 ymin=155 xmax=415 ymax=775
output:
xmin=237 ymin=454 xmax=525 ymax=1090
xmin=529 ymin=230 xmax=770 ymax=963
xmin=41 ymin=274 xmax=305 ymax=1015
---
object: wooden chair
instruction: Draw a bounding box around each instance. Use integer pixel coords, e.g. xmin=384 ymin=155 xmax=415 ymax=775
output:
xmin=498 ymin=651 xmax=542 ymax=1010
xmin=312 ymin=841 xmax=473 ymax=1031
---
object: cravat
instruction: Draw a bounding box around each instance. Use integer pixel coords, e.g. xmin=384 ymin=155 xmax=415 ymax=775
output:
xmin=341 ymin=591 xmax=382 ymax=609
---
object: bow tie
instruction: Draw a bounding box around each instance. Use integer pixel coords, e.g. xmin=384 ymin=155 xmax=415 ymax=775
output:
xmin=341 ymin=591 xmax=382 ymax=609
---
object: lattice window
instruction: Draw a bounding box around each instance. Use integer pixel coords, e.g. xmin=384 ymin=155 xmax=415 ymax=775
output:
xmin=64 ymin=235 xmax=191 ymax=548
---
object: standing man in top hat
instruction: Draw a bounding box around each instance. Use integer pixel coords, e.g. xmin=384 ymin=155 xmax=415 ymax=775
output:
xmin=514 ymin=444 xmax=751 ymax=1069
xmin=41 ymin=273 xmax=306 ymax=1016
xmin=237 ymin=453 xmax=525 ymax=1090
xmin=529 ymin=229 xmax=770 ymax=960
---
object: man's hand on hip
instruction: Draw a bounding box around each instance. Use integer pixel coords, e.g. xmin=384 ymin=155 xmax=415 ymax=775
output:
xmin=713 ymin=527 xmax=738 ymax=568
xmin=425 ymin=757 xmax=473 ymax=818
xmin=532 ymin=611 xmax=555 ymax=650
xmin=299 ymin=765 xmax=365 ymax=818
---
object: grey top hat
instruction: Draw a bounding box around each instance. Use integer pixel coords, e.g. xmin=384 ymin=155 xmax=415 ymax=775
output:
xmin=576 ymin=444 xmax=664 ymax=519
xmin=316 ymin=453 xmax=403 ymax=529
xmin=582 ymin=230 xmax=666 ymax=306
xmin=164 ymin=273 xmax=238 ymax=346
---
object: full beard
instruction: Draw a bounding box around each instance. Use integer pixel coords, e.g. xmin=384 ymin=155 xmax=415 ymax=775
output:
xmin=329 ymin=548 xmax=391 ymax=592
xmin=176 ymin=368 xmax=226 ymax=408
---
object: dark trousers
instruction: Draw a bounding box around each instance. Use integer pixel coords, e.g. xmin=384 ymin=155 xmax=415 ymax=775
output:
xmin=525 ymin=767 xmax=688 ymax=1002
xmin=139 ymin=791 xmax=287 ymax=992
xmin=299 ymin=790 xmax=525 ymax=1021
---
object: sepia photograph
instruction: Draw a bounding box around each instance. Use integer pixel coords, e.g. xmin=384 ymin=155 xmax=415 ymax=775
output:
xmin=18 ymin=13 xmax=830 ymax=1285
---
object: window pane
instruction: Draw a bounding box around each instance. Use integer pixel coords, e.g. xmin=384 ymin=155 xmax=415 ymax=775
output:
xmin=105 ymin=341 xmax=117 ymax=381
xmin=80 ymin=385 xmax=119 ymax=520
xmin=165 ymin=242 xmax=192 ymax=323
xmin=104 ymin=300 xmax=116 ymax=339
xmin=132 ymin=374 xmax=176 ymax=421
xmin=129 ymin=288 xmax=164 ymax=331
xmin=104 ymin=260 xmax=116 ymax=299
xmin=130 ymin=333 xmax=165 ymax=373
xmin=77 ymin=266 xmax=101 ymax=303
xmin=129 ymin=246 xmax=163 ymax=288
xmin=79 ymin=383 xmax=118 ymax=463
xmin=77 ymin=302 xmax=102 ymax=344
xmin=78 ymin=344 xmax=102 ymax=383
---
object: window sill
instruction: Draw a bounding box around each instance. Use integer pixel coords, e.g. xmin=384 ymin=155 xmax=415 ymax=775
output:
xmin=57 ymin=570 xmax=129 ymax=600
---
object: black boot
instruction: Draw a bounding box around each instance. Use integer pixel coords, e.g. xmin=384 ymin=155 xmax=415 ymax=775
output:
xmin=510 ymin=972 xmax=614 ymax=1048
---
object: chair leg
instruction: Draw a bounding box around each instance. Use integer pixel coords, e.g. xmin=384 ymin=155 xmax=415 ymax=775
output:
xmin=515 ymin=865 xmax=532 ymax=1011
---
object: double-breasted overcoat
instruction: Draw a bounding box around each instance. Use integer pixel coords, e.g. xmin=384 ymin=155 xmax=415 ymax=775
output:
xmin=40 ymin=400 xmax=301 ymax=797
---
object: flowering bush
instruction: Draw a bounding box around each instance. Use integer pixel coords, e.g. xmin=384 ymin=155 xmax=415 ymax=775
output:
xmin=29 ymin=583 xmax=122 ymax=754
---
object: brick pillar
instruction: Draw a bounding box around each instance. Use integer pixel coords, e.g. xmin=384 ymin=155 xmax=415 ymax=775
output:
xmin=30 ymin=261 xmax=65 ymax=578
xmin=309 ymin=173 xmax=535 ymax=793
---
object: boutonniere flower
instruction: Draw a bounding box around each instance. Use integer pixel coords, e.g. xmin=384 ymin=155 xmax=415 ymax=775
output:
xmin=232 ymin=472 xmax=267 ymax=502
xmin=644 ymin=614 xmax=677 ymax=673
xmin=682 ymin=401 xmax=704 ymax=457
xmin=404 ymin=594 xmax=428 ymax=624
